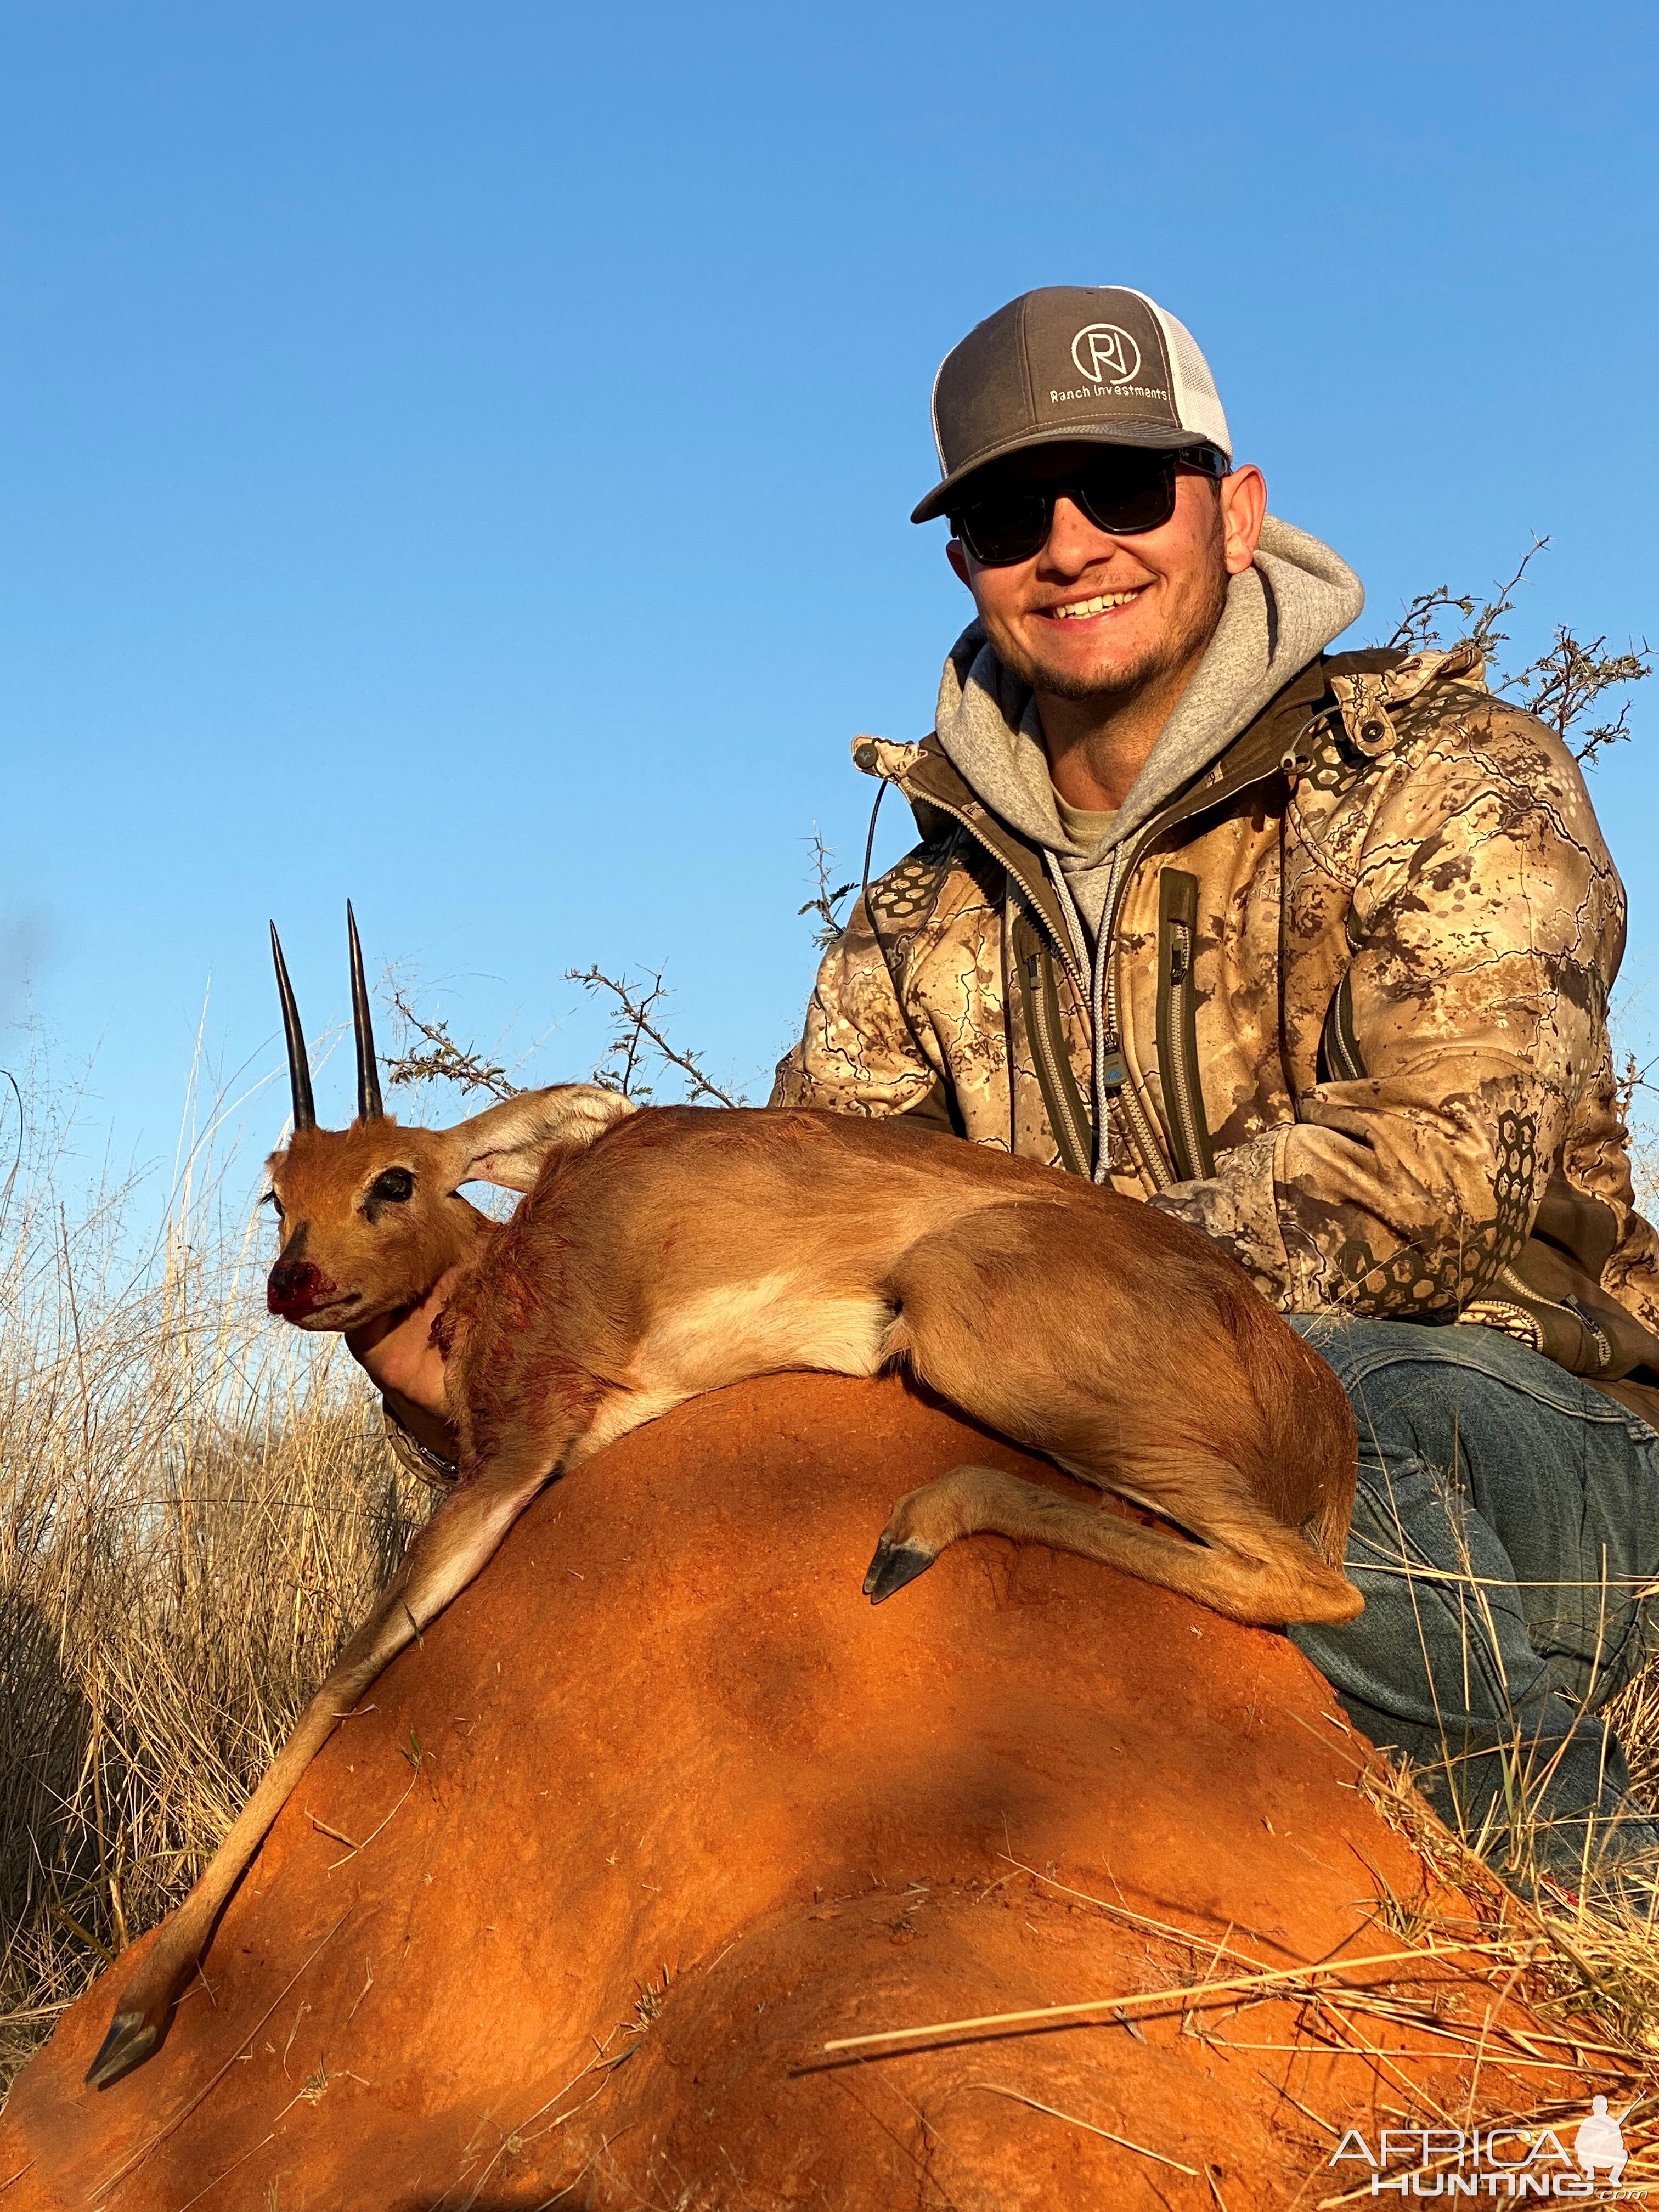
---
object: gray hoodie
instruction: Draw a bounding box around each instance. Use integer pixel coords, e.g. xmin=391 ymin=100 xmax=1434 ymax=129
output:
xmin=932 ymin=516 xmax=1366 ymax=944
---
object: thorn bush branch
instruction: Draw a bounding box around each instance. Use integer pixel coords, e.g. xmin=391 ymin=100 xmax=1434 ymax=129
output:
xmin=1380 ymin=536 xmax=1650 ymax=765
xmin=1616 ymin=1049 xmax=1659 ymax=1127
xmin=798 ymin=829 xmax=855 ymax=950
xmin=1385 ymin=585 xmax=1479 ymax=657
xmin=1504 ymin=631 xmax=1652 ymax=765
xmin=1467 ymin=536 xmax=1552 ymax=659
xmin=565 ymin=966 xmax=747 ymax=1108
xmin=383 ymin=991 xmax=519 ymax=1101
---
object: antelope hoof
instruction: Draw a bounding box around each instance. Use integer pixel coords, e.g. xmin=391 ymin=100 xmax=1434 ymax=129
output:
xmin=864 ymin=1536 xmax=936 ymax=1605
xmin=85 ymin=2008 xmax=159 ymax=2091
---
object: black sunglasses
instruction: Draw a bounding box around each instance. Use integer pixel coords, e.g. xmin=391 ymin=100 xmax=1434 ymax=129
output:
xmin=949 ymin=444 xmax=1228 ymax=567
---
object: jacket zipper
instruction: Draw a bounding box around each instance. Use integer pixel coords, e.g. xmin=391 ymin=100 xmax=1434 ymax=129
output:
xmin=1492 ymin=1261 xmax=1614 ymax=1372
xmin=1095 ymin=833 xmax=1177 ymax=1193
xmin=1321 ymin=969 xmax=1366 ymax=1084
xmin=883 ymin=787 xmax=1087 ymax=999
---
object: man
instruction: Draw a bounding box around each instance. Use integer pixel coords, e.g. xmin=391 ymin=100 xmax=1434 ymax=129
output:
xmin=771 ymin=285 xmax=1659 ymax=1902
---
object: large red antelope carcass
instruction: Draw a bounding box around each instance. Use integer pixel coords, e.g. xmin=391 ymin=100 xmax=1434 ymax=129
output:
xmin=86 ymin=908 xmax=1359 ymax=2090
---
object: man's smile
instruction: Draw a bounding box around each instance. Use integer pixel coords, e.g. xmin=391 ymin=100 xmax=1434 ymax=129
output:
xmin=1039 ymin=585 xmax=1148 ymax=622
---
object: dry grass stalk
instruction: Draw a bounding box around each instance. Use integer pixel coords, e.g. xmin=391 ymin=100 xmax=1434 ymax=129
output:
xmin=819 ymin=1936 xmax=1537 ymax=2054
xmin=0 ymin=1071 xmax=433 ymax=2092
xmin=961 ymin=2082 xmax=1199 ymax=2174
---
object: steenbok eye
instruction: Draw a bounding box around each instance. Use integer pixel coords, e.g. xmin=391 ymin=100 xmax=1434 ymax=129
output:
xmin=370 ymin=1167 xmax=415 ymax=1205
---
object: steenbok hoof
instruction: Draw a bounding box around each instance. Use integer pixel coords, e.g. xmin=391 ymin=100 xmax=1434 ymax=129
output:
xmin=85 ymin=2008 xmax=159 ymax=2090
xmin=863 ymin=1536 xmax=936 ymax=1605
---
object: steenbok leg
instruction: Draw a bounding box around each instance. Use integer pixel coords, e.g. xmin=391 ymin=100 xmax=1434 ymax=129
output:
xmin=86 ymin=1442 xmax=558 ymax=2091
xmin=879 ymin=1206 xmax=1361 ymax=1628
xmin=863 ymin=1464 xmax=1363 ymax=1626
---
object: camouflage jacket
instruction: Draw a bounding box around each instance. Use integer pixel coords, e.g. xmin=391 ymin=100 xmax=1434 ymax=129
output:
xmin=773 ymin=645 xmax=1659 ymax=1385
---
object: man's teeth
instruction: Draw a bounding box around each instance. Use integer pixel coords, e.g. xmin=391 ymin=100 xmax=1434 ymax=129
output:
xmin=1050 ymin=589 xmax=1142 ymax=619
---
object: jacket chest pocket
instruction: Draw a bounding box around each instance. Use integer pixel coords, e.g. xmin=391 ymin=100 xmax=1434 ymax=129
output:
xmin=1008 ymin=901 xmax=1094 ymax=1179
xmin=1155 ymin=868 xmax=1215 ymax=1182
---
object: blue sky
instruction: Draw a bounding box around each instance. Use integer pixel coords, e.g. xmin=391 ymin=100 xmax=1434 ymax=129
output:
xmin=4 ymin=0 xmax=1656 ymax=1196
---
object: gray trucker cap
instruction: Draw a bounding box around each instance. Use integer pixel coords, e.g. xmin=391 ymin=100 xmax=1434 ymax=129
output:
xmin=912 ymin=286 xmax=1232 ymax=524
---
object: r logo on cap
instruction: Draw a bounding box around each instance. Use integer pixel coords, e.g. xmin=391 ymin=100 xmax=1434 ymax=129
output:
xmin=1071 ymin=323 xmax=1141 ymax=387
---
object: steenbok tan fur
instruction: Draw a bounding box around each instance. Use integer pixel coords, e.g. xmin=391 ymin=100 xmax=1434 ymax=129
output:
xmin=86 ymin=908 xmax=1359 ymax=2090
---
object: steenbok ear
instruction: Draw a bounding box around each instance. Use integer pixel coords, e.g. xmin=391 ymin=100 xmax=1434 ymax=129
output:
xmin=446 ymin=1085 xmax=636 ymax=1194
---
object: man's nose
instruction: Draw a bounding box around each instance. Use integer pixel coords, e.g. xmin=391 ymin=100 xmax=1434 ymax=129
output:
xmin=268 ymin=1258 xmax=326 ymax=1314
xmin=1041 ymin=493 xmax=1119 ymax=570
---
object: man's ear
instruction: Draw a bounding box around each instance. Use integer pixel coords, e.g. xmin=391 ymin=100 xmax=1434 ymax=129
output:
xmin=1220 ymin=464 xmax=1267 ymax=577
xmin=443 ymin=1085 xmax=636 ymax=1194
xmin=945 ymin=537 xmax=974 ymax=590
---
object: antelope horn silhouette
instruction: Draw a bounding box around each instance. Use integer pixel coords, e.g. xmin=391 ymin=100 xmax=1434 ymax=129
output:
xmin=269 ymin=923 xmax=317 ymax=1133
xmin=347 ymin=901 xmax=385 ymax=1124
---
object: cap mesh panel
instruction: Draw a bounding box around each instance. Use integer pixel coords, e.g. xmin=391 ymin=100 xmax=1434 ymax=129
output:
xmin=1144 ymin=300 xmax=1231 ymax=458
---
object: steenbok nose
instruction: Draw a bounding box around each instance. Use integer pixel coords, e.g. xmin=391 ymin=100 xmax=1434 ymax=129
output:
xmin=267 ymin=1257 xmax=330 ymax=1318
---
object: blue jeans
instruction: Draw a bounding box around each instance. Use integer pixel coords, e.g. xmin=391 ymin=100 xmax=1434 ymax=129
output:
xmin=1286 ymin=1316 xmax=1659 ymax=1900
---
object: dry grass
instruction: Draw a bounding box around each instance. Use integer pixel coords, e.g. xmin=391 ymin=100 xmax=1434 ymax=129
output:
xmin=0 ymin=1069 xmax=433 ymax=2089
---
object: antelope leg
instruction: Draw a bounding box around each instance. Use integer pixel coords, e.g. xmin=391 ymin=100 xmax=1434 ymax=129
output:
xmin=866 ymin=1464 xmax=1362 ymax=1628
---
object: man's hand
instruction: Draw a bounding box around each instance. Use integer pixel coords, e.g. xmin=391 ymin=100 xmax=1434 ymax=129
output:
xmin=346 ymin=1267 xmax=465 ymax=1463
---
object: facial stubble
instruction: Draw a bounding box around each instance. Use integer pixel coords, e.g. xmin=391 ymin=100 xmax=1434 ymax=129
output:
xmin=990 ymin=531 xmax=1231 ymax=710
